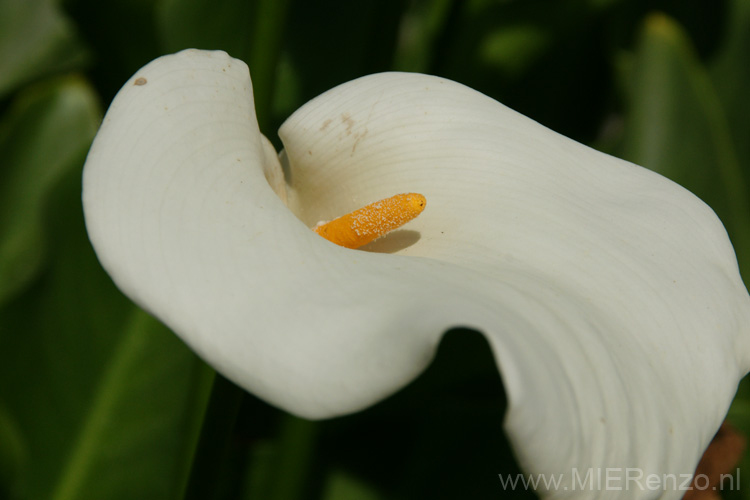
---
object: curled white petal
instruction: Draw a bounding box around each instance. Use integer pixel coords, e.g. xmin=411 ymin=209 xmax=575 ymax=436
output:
xmin=83 ymin=50 xmax=750 ymax=499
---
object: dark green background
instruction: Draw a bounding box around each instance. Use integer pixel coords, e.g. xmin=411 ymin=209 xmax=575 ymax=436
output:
xmin=1 ymin=0 xmax=749 ymax=498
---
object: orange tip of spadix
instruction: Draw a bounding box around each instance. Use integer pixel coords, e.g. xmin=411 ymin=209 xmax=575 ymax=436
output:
xmin=313 ymin=193 xmax=426 ymax=249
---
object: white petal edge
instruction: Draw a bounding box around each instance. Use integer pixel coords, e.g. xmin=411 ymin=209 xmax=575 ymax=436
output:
xmin=83 ymin=50 xmax=750 ymax=499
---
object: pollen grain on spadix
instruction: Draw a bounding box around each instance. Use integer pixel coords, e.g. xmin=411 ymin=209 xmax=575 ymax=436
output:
xmin=313 ymin=193 xmax=426 ymax=249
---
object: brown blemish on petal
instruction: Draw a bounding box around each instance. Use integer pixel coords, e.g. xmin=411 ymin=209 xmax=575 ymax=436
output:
xmin=134 ymin=77 xmax=147 ymax=86
xmin=351 ymin=127 xmax=368 ymax=154
xmin=341 ymin=113 xmax=354 ymax=135
xmin=320 ymin=118 xmax=332 ymax=131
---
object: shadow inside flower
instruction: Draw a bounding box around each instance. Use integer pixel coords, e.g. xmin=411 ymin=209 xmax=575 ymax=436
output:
xmin=360 ymin=230 xmax=421 ymax=254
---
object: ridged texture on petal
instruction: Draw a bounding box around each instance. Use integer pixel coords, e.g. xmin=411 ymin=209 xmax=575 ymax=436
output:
xmin=84 ymin=51 xmax=750 ymax=499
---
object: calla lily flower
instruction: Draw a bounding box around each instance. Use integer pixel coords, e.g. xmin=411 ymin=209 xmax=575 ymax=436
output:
xmin=82 ymin=49 xmax=750 ymax=498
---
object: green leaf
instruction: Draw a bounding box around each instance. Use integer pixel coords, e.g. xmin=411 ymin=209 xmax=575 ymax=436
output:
xmin=618 ymin=13 xmax=750 ymax=275
xmin=711 ymin=0 xmax=750 ymax=181
xmin=431 ymin=0 xmax=612 ymax=141
xmin=0 ymin=405 xmax=27 ymax=499
xmin=62 ymin=0 xmax=161 ymax=102
xmin=321 ymin=469 xmax=386 ymax=500
xmin=391 ymin=0 xmax=455 ymax=73
xmin=0 ymin=168 xmax=212 ymax=500
xmin=239 ymin=415 xmax=319 ymax=500
xmin=245 ymin=0 xmax=290 ymax=130
xmin=281 ymin=0 xmax=407 ymax=109
xmin=157 ymin=0 xmax=256 ymax=61
xmin=0 ymin=76 xmax=100 ymax=305
xmin=48 ymin=310 xmax=212 ymax=500
xmin=0 ymin=0 xmax=89 ymax=99
xmin=727 ymin=396 xmax=750 ymax=500
xmin=476 ymin=24 xmax=552 ymax=78
xmin=182 ymin=374 xmax=243 ymax=500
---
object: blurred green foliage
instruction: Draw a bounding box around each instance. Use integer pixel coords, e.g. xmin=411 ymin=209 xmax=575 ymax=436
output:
xmin=0 ymin=0 xmax=748 ymax=499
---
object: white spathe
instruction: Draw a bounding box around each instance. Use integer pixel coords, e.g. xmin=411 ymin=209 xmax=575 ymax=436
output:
xmin=82 ymin=49 xmax=750 ymax=499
